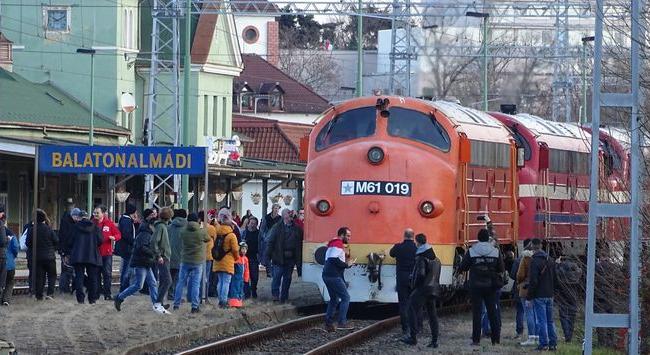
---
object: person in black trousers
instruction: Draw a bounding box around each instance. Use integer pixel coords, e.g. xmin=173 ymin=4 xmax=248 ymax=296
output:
xmin=26 ymin=209 xmax=59 ymax=300
xmin=66 ymin=211 xmax=103 ymax=304
xmin=458 ymin=228 xmax=505 ymax=346
xmin=401 ymin=233 xmax=441 ymax=348
xmin=389 ymin=228 xmax=417 ymax=336
xmin=242 ymin=216 xmax=261 ymax=298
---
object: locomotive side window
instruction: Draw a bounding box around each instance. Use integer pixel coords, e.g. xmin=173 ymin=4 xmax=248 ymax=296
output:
xmin=470 ymin=140 xmax=511 ymax=168
xmin=511 ymin=130 xmax=531 ymax=161
xmin=387 ymin=107 xmax=451 ymax=151
xmin=549 ymin=149 xmax=591 ymax=174
xmin=315 ymin=107 xmax=376 ymax=151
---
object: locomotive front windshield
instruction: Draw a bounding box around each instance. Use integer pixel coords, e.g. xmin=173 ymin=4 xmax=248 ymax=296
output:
xmin=387 ymin=107 xmax=451 ymax=151
xmin=315 ymin=106 xmax=376 ymax=151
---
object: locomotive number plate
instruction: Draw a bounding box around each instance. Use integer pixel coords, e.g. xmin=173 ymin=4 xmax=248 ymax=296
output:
xmin=340 ymin=180 xmax=411 ymax=197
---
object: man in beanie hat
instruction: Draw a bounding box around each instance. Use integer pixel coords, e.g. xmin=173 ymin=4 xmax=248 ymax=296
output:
xmin=116 ymin=204 xmax=138 ymax=292
xmin=458 ymin=228 xmax=505 ymax=346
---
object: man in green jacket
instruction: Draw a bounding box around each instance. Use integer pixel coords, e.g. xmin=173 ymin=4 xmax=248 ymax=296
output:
xmin=173 ymin=213 xmax=210 ymax=313
xmin=152 ymin=207 xmax=173 ymax=307
xmin=167 ymin=209 xmax=187 ymax=300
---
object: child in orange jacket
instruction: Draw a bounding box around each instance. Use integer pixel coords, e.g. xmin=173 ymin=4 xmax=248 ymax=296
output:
xmin=228 ymin=242 xmax=250 ymax=308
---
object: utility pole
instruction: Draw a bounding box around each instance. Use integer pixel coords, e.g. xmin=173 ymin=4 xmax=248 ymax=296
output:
xmin=77 ymin=48 xmax=96 ymax=210
xmin=581 ymin=36 xmax=594 ymax=124
xmin=356 ymin=0 xmax=363 ymax=97
xmin=181 ymin=0 xmax=191 ymax=209
xmin=466 ymin=12 xmax=489 ymax=111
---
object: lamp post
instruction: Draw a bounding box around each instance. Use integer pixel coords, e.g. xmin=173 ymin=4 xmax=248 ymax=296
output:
xmin=181 ymin=0 xmax=192 ymax=209
xmin=77 ymin=48 xmax=96 ymax=211
xmin=581 ymin=36 xmax=595 ymax=124
xmin=466 ymin=11 xmax=490 ymax=111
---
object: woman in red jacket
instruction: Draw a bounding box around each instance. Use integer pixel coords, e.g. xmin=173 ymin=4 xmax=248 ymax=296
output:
xmin=94 ymin=205 xmax=121 ymax=300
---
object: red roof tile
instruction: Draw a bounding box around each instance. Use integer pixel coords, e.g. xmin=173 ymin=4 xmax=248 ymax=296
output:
xmin=238 ymin=54 xmax=330 ymax=114
xmin=233 ymin=114 xmax=312 ymax=163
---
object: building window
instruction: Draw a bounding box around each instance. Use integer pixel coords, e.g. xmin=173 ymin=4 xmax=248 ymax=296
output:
xmin=242 ymin=26 xmax=259 ymax=44
xmin=43 ymin=6 xmax=71 ymax=32
xmin=122 ymin=8 xmax=136 ymax=49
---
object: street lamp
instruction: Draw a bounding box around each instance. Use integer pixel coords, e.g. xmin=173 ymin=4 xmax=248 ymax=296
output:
xmin=466 ymin=11 xmax=490 ymax=111
xmin=76 ymin=48 xmax=96 ymax=210
xmin=581 ymin=36 xmax=595 ymax=124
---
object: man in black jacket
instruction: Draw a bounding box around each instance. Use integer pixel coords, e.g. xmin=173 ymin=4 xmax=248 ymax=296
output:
xmin=459 ymin=228 xmax=504 ymax=346
xmin=390 ymin=228 xmax=417 ymax=336
xmin=114 ymin=213 xmax=167 ymax=314
xmin=67 ymin=211 xmax=103 ymax=304
xmin=57 ymin=203 xmax=77 ymax=294
xmin=265 ymin=208 xmax=303 ymax=303
xmin=0 ymin=205 xmax=9 ymax=297
xmin=115 ymin=204 xmax=137 ymax=292
xmin=401 ymin=233 xmax=441 ymax=348
xmin=527 ymin=238 xmax=558 ymax=351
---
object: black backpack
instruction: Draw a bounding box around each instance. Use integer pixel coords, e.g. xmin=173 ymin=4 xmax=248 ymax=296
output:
xmin=211 ymin=234 xmax=228 ymax=261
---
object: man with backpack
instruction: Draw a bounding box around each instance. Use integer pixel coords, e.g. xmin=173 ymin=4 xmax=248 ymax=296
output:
xmin=212 ymin=209 xmax=240 ymax=308
xmin=114 ymin=209 xmax=168 ymax=314
xmin=265 ymin=209 xmax=303 ymax=303
xmin=527 ymin=238 xmax=558 ymax=351
xmin=173 ymin=213 xmax=210 ymax=313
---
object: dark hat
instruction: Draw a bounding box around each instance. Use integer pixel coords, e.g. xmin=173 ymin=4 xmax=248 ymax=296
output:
xmin=187 ymin=213 xmax=199 ymax=222
xmin=477 ymin=229 xmax=490 ymax=242
xmin=79 ymin=210 xmax=90 ymax=219
xmin=174 ymin=209 xmax=188 ymax=219
xmin=125 ymin=204 xmax=137 ymax=215
xmin=142 ymin=208 xmax=156 ymax=221
xmin=531 ymin=238 xmax=542 ymax=246
xmin=523 ymin=239 xmax=532 ymax=249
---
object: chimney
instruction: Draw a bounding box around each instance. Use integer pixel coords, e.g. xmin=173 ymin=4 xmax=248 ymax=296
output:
xmin=0 ymin=33 xmax=13 ymax=72
xmin=266 ymin=21 xmax=279 ymax=67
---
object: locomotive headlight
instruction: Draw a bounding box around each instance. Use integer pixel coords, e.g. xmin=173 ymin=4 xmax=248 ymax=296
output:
xmin=420 ymin=201 xmax=435 ymax=215
xmin=317 ymin=200 xmax=331 ymax=213
xmin=367 ymin=146 xmax=385 ymax=164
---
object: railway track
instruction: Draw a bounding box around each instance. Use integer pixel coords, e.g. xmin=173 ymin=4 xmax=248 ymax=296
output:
xmin=177 ymin=302 xmax=478 ymax=355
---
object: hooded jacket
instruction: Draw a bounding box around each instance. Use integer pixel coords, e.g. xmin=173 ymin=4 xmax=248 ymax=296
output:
xmin=168 ymin=217 xmax=187 ymax=269
xmin=95 ymin=217 xmax=121 ymax=257
xmin=130 ymin=223 xmax=156 ymax=268
xmin=179 ymin=221 xmax=210 ymax=265
xmin=115 ymin=214 xmax=136 ymax=258
xmin=527 ymin=250 xmax=556 ymax=300
xmin=26 ymin=222 xmax=59 ymax=261
xmin=204 ymin=223 xmax=216 ymax=261
xmin=67 ymin=219 xmax=103 ymax=266
xmin=152 ymin=219 xmax=171 ymax=259
xmin=265 ymin=221 xmax=303 ymax=275
xmin=459 ymin=241 xmax=505 ymax=289
xmin=322 ymin=238 xmax=349 ymax=279
xmin=57 ymin=212 xmax=75 ymax=256
xmin=212 ymin=224 xmax=240 ymax=274
xmin=410 ymin=244 xmax=441 ymax=296
xmin=516 ymin=250 xmax=534 ymax=298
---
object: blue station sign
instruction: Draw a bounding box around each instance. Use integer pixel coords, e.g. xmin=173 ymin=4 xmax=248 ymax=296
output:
xmin=38 ymin=145 xmax=206 ymax=175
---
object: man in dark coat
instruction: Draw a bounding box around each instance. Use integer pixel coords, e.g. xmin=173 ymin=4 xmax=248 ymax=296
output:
xmin=115 ymin=204 xmax=137 ymax=292
xmin=0 ymin=205 xmax=9 ymax=297
xmin=527 ymin=238 xmax=558 ymax=351
xmin=265 ymin=208 xmax=303 ymax=303
xmin=67 ymin=211 xmax=103 ymax=304
xmin=26 ymin=209 xmax=59 ymax=300
xmin=555 ymin=254 xmax=582 ymax=343
xmin=401 ymin=233 xmax=441 ymax=348
xmin=458 ymin=228 xmax=504 ymax=346
xmin=390 ymin=228 xmax=417 ymax=336
xmin=260 ymin=203 xmax=281 ymax=277
xmin=241 ymin=216 xmax=261 ymax=298
xmin=115 ymin=212 xmax=167 ymax=314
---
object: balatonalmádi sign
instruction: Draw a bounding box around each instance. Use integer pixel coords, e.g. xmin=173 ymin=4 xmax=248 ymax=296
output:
xmin=38 ymin=145 xmax=206 ymax=175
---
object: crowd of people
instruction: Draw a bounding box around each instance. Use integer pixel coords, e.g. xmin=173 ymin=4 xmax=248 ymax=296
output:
xmin=0 ymin=202 xmax=306 ymax=315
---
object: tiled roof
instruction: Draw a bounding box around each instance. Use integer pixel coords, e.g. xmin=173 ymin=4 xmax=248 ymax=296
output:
xmin=238 ymin=54 xmax=330 ymax=114
xmin=233 ymin=114 xmax=312 ymax=163
xmin=0 ymin=68 xmax=128 ymax=135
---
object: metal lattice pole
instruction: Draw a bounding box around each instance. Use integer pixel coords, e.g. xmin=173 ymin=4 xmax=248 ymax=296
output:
xmin=551 ymin=0 xmax=571 ymax=121
xmin=388 ymin=0 xmax=412 ymax=96
xmin=583 ymin=0 xmax=642 ymax=352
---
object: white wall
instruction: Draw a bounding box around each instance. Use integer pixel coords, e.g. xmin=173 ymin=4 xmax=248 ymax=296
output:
xmin=234 ymin=16 xmax=274 ymax=58
xmin=240 ymin=179 xmax=300 ymax=219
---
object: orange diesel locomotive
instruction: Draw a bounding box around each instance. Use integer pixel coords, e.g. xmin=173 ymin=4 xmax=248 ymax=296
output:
xmin=302 ymin=97 xmax=518 ymax=302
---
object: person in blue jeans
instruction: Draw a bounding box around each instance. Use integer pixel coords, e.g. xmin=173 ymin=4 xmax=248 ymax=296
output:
xmin=322 ymin=227 xmax=355 ymax=331
xmin=265 ymin=209 xmax=303 ymax=303
xmin=173 ymin=212 xmax=209 ymax=312
xmin=114 ymin=218 xmax=167 ymax=314
xmin=116 ymin=205 xmax=138 ymax=293
xmin=527 ymin=238 xmax=557 ymax=351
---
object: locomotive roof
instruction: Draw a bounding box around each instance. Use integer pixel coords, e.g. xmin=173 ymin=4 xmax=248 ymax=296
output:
xmin=513 ymin=113 xmax=591 ymax=153
xmin=432 ymin=101 xmax=512 ymax=143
